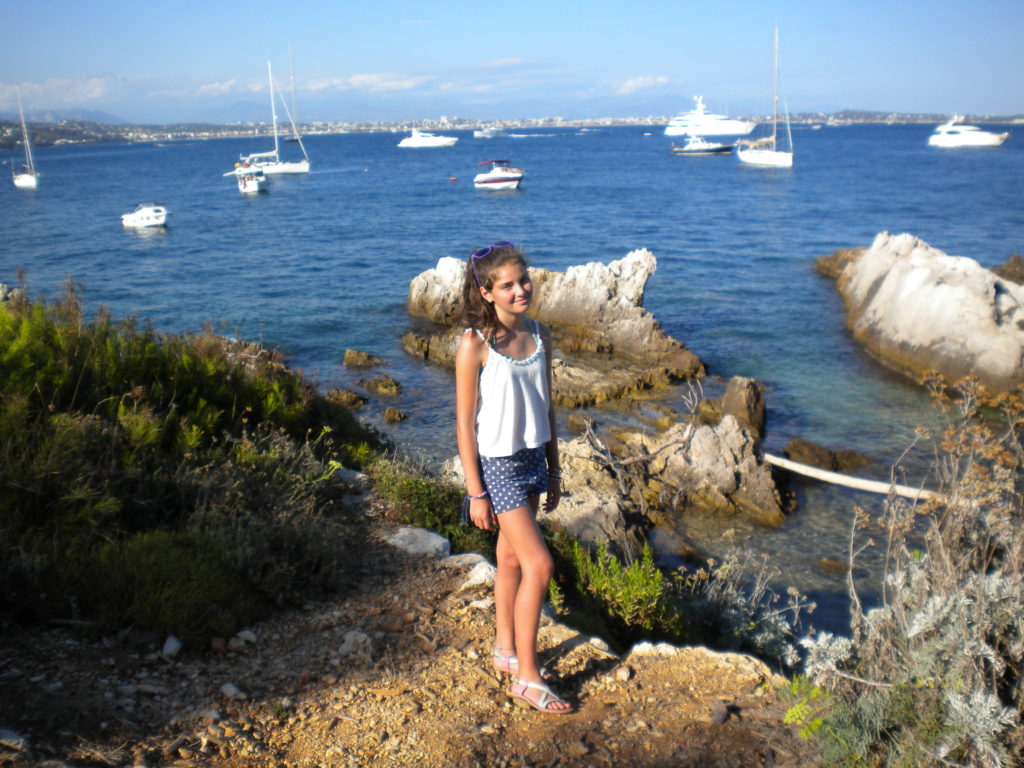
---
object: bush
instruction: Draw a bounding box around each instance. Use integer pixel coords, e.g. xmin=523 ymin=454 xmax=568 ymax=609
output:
xmin=792 ymin=378 xmax=1024 ymax=767
xmin=0 ymin=286 xmax=378 ymax=640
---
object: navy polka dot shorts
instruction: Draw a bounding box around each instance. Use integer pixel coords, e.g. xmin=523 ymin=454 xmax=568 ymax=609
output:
xmin=480 ymin=446 xmax=549 ymax=514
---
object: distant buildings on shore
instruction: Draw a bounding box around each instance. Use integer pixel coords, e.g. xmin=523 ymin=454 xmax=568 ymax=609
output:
xmin=1 ymin=110 xmax=1021 ymax=150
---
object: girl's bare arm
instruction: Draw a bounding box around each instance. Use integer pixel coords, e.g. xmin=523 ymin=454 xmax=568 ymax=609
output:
xmin=455 ymin=330 xmax=495 ymax=529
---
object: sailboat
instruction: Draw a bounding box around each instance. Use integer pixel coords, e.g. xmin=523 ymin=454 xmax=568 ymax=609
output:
xmin=12 ymin=86 xmax=40 ymax=189
xmin=237 ymin=61 xmax=310 ymax=175
xmin=736 ymin=27 xmax=793 ymax=169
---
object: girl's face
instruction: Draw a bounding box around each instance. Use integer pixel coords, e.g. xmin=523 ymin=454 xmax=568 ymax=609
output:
xmin=482 ymin=261 xmax=533 ymax=317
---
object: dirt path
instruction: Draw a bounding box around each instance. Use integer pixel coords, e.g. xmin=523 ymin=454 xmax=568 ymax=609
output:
xmin=0 ymin=506 xmax=819 ymax=768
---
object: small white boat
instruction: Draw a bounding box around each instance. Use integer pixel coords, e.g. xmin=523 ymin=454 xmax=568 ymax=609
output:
xmin=12 ymin=86 xmax=39 ymax=189
xmin=473 ymin=159 xmax=523 ymax=190
xmin=398 ymin=129 xmax=458 ymax=148
xmin=473 ymin=125 xmax=507 ymax=139
xmin=928 ymin=116 xmax=1009 ymax=148
xmin=664 ymin=95 xmax=756 ymax=137
xmin=736 ymin=28 xmax=793 ymax=169
xmin=121 ymin=203 xmax=169 ymax=228
xmin=671 ymin=135 xmax=734 ymax=155
xmin=224 ymin=164 xmax=268 ymax=194
xmin=237 ymin=61 xmax=311 ymax=175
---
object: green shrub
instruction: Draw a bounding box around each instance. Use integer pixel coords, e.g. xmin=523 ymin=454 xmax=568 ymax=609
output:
xmin=797 ymin=379 xmax=1024 ymax=767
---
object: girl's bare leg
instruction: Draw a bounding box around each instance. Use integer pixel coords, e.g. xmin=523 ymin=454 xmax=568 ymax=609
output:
xmin=493 ymin=524 xmax=521 ymax=653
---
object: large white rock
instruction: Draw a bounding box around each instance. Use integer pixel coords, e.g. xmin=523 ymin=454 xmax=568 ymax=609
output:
xmin=385 ymin=526 xmax=451 ymax=557
xmin=833 ymin=232 xmax=1024 ymax=393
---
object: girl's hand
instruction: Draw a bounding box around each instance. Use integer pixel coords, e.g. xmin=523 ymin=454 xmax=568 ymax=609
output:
xmin=470 ymin=497 xmax=497 ymax=530
xmin=543 ymin=476 xmax=561 ymax=512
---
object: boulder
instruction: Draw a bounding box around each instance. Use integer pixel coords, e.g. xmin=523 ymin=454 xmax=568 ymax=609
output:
xmin=619 ymin=417 xmax=784 ymax=527
xmin=993 ymin=254 xmax=1024 ymax=285
xmin=784 ymin=438 xmax=869 ymax=473
xmin=405 ymin=249 xmax=704 ymax=407
xmin=697 ymin=377 xmax=766 ymax=441
xmin=342 ymin=349 xmax=387 ymax=368
xmin=820 ymin=232 xmax=1024 ymax=394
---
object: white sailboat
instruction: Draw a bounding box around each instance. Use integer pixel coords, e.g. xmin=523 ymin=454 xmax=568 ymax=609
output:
xmin=12 ymin=86 xmax=40 ymax=189
xmin=736 ymin=28 xmax=793 ymax=169
xmin=238 ymin=61 xmax=310 ymax=175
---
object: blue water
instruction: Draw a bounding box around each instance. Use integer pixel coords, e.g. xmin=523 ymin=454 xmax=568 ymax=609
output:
xmin=3 ymin=125 xmax=1023 ymax=632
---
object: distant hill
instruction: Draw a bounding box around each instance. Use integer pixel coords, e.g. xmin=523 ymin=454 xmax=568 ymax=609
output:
xmin=0 ymin=108 xmax=127 ymax=124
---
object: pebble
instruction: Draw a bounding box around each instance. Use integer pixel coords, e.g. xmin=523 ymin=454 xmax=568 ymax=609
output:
xmin=236 ymin=630 xmax=258 ymax=644
xmin=227 ymin=636 xmax=247 ymax=652
xmin=220 ymin=683 xmax=245 ymax=700
xmin=162 ymin=636 xmax=182 ymax=659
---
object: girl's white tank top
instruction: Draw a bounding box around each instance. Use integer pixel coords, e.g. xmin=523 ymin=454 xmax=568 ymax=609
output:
xmin=471 ymin=320 xmax=551 ymax=458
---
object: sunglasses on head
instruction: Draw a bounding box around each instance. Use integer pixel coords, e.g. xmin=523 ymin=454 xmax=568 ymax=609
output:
xmin=470 ymin=240 xmax=515 ymax=285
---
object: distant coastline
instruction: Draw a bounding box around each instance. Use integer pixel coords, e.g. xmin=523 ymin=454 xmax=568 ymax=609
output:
xmin=1 ymin=110 xmax=1022 ymax=150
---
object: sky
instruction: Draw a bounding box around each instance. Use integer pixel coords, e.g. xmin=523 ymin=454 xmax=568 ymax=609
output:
xmin=1 ymin=0 xmax=1022 ymax=124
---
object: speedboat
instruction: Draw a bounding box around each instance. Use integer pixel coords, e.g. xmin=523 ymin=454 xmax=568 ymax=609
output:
xmin=473 ymin=125 xmax=507 ymax=138
xmin=398 ymin=129 xmax=458 ymax=148
xmin=664 ymin=95 xmax=756 ymax=137
xmin=224 ymin=164 xmax=268 ymax=194
xmin=121 ymin=203 xmax=169 ymax=228
xmin=473 ymin=159 xmax=523 ymax=190
xmin=671 ymin=135 xmax=734 ymax=155
xmin=928 ymin=116 xmax=1009 ymax=148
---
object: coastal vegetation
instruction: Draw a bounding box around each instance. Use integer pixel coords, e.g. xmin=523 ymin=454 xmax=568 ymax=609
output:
xmin=3 ymin=285 xmax=1023 ymax=766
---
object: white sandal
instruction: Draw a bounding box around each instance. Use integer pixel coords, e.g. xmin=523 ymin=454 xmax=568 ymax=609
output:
xmin=509 ymin=678 xmax=573 ymax=714
xmin=492 ymin=647 xmax=553 ymax=682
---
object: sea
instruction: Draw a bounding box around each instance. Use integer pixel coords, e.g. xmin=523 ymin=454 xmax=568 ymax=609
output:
xmin=3 ymin=124 xmax=1023 ymax=633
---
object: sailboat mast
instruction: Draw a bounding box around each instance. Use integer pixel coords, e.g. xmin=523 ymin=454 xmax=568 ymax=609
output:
xmin=771 ymin=27 xmax=778 ymax=148
xmin=16 ymin=86 xmax=35 ymax=174
xmin=267 ymin=61 xmax=280 ymax=158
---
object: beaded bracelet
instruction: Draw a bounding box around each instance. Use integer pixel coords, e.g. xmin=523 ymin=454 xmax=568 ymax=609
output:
xmin=466 ymin=491 xmax=489 ymax=500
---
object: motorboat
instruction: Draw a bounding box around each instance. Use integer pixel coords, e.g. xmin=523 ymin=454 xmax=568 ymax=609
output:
xmin=928 ymin=117 xmax=1010 ymax=148
xmin=664 ymin=95 xmax=756 ymax=137
xmin=671 ymin=135 xmax=734 ymax=155
xmin=473 ymin=159 xmax=523 ymax=190
xmin=121 ymin=203 xmax=169 ymax=228
xmin=224 ymin=164 xmax=268 ymax=194
xmin=398 ymin=129 xmax=458 ymax=148
xmin=12 ymin=86 xmax=39 ymax=189
xmin=237 ymin=61 xmax=310 ymax=174
xmin=736 ymin=28 xmax=793 ymax=169
xmin=473 ymin=125 xmax=507 ymax=138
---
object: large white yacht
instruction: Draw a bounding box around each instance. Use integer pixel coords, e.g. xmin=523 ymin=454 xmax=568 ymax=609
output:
xmin=928 ymin=117 xmax=1010 ymax=148
xmin=664 ymin=95 xmax=756 ymax=137
xmin=397 ymin=129 xmax=458 ymax=148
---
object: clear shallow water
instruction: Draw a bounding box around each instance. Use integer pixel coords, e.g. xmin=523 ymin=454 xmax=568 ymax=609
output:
xmin=3 ymin=125 xmax=1022 ymax=633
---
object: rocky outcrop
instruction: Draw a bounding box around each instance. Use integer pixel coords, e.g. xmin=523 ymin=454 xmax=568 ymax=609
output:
xmin=405 ymin=250 xmax=704 ymax=407
xmin=618 ymin=417 xmax=784 ymax=528
xmin=993 ymin=254 xmax=1024 ymax=285
xmin=818 ymin=233 xmax=1024 ymax=393
xmin=696 ymin=377 xmax=766 ymax=441
xmin=783 ymin=438 xmax=869 ymax=473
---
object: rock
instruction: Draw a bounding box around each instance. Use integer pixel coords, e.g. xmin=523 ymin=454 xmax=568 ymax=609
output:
xmin=620 ymin=417 xmax=784 ymax=527
xmin=814 ymin=246 xmax=865 ymax=279
xmin=405 ymin=250 xmax=704 ymax=408
xmin=325 ymin=388 xmax=367 ymax=408
xmin=342 ymin=349 xmax=387 ymax=368
xmin=456 ymin=561 xmax=496 ymax=591
xmin=992 ymin=253 xmax=1024 ymax=285
xmin=817 ymin=557 xmax=847 ymax=576
xmin=162 ymin=635 xmax=182 ymax=659
xmin=442 ymin=553 xmax=487 ymax=569
xmin=699 ymin=376 xmax=766 ymax=440
xmin=821 ymin=232 xmax=1024 ymax=393
xmin=227 ymin=636 xmax=247 ymax=652
xmin=784 ymin=438 xmax=869 ymax=473
xmin=383 ymin=407 xmax=406 ymax=423
xmin=220 ymin=683 xmax=245 ymax=700
xmin=236 ymin=629 xmax=258 ymax=644
xmin=356 ymin=375 xmax=402 ymax=396
xmin=338 ymin=631 xmax=373 ymax=664
xmin=385 ymin=526 xmax=451 ymax=558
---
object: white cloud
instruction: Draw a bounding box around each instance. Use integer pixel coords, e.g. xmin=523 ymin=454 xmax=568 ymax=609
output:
xmin=481 ymin=58 xmax=527 ymax=69
xmin=196 ymin=79 xmax=239 ymax=97
xmin=306 ymin=73 xmax=437 ymax=93
xmin=616 ymin=75 xmax=669 ymax=95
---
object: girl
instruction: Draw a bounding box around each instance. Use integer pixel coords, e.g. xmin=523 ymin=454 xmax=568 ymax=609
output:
xmin=455 ymin=240 xmax=572 ymax=715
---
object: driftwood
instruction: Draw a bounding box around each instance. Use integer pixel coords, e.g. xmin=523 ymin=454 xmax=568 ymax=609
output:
xmin=764 ymin=453 xmax=944 ymax=503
